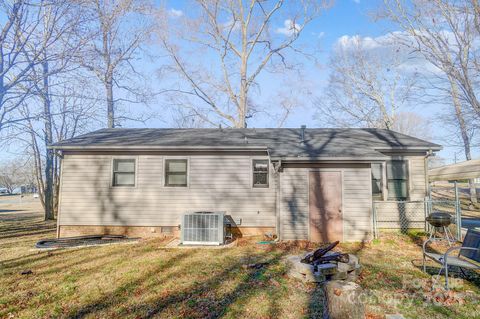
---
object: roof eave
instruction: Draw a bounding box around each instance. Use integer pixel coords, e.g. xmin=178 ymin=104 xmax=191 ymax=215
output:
xmin=374 ymin=146 xmax=442 ymax=152
xmin=269 ymin=156 xmax=388 ymax=163
xmin=48 ymin=145 xmax=269 ymax=151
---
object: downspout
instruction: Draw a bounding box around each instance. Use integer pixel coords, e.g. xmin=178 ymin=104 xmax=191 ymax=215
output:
xmin=53 ymin=150 xmax=64 ymax=238
xmin=425 ymin=149 xmax=433 ymax=200
xmin=424 ymin=150 xmax=433 ymax=234
xmin=271 ymin=156 xmax=282 ymax=241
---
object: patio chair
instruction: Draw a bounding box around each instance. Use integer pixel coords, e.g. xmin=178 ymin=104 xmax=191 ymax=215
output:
xmin=422 ymin=228 xmax=480 ymax=290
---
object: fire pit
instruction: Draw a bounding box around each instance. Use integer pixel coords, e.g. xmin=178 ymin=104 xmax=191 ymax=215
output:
xmin=286 ymin=242 xmax=366 ymax=319
xmin=285 ymin=241 xmax=361 ymax=283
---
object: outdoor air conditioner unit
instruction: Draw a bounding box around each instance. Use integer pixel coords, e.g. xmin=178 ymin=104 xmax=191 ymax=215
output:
xmin=181 ymin=211 xmax=225 ymax=245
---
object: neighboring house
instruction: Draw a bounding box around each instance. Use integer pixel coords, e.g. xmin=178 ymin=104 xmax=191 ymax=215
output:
xmin=50 ymin=127 xmax=441 ymax=242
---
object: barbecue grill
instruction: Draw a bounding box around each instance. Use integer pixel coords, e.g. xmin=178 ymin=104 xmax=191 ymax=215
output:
xmin=426 ymin=212 xmax=452 ymax=227
xmin=426 ymin=212 xmax=455 ymax=244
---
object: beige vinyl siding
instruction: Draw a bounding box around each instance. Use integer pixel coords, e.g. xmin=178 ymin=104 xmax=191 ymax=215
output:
xmin=408 ymin=156 xmax=427 ymax=200
xmin=279 ymin=168 xmax=309 ymax=240
xmin=59 ymin=153 xmax=276 ymax=227
xmin=279 ymin=164 xmax=372 ymax=242
xmin=342 ymin=167 xmax=373 ymax=241
xmin=58 ymin=150 xmax=429 ymax=239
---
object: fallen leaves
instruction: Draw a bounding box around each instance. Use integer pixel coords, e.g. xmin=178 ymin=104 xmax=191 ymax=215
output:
xmin=423 ymin=287 xmax=466 ymax=306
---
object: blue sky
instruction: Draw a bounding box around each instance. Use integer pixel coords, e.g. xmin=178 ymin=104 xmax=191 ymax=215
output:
xmin=1 ymin=0 xmax=477 ymax=164
xmin=155 ymin=0 xmax=392 ymax=131
xmin=152 ymin=0 xmax=476 ymax=164
xmin=270 ymin=0 xmax=391 ymax=128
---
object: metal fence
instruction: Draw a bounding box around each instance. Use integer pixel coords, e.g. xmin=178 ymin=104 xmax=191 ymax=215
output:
xmin=373 ymin=198 xmax=462 ymax=240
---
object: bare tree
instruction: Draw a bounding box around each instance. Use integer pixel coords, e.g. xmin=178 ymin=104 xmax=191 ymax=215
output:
xmin=5 ymin=0 xmax=101 ymax=220
xmin=382 ymin=0 xmax=479 ymax=203
xmin=392 ymin=111 xmax=432 ymax=140
xmin=315 ymin=35 xmax=415 ymax=129
xmin=80 ymin=0 xmax=154 ymax=128
xmin=15 ymin=81 xmax=100 ymax=217
xmin=0 ymin=1 xmax=44 ymax=130
xmin=429 ymin=155 xmax=446 ymax=169
xmin=158 ymin=0 xmax=331 ymax=128
xmin=0 ymin=157 xmax=34 ymax=194
xmin=382 ymin=1 xmax=480 ymax=117
xmin=17 ymin=0 xmax=87 ymax=220
xmin=0 ymin=163 xmax=21 ymax=194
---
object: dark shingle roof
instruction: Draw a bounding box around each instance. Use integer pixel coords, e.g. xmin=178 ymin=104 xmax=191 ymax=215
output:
xmin=50 ymin=128 xmax=442 ymax=160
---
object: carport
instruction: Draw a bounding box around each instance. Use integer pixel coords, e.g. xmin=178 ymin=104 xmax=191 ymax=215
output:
xmin=429 ymin=159 xmax=480 ymax=237
xmin=429 ymin=159 xmax=480 ymax=182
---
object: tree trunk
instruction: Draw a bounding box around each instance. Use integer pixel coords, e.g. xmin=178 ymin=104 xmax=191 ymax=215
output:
xmin=237 ymin=19 xmax=248 ymax=129
xmin=42 ymin=59 xmax=55 ymax=220
xmin=449 ymin=78 xmax=477 ymax=204
xmin=323 ymin=280 xmax=365 ymax=319
xmin=468 ymin=179 xmax=478 ymax=204
xmin=30 ymin=129 xmax=45 ymax=210
xmin=0 ymin=44 xmax=5 ymax=130
xmin=106 ymin=74 xmax=114 ymax=128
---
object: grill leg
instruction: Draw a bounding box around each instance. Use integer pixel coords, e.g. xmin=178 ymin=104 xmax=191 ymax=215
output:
xmin=444 ymin=263 xmax=449 ymax=290
xmin=423 ymin=253 xmax=426 ymax=273
xmin=443 ymin=226 xmax=455 ymax=246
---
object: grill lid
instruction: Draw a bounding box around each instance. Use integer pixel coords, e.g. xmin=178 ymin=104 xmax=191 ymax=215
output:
xmin=426 ymin=212 xmax=452 ymax=227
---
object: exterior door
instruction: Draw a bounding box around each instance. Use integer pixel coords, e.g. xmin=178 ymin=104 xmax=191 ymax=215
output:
xmin=309 ymin=171 xmax=343 ymax=242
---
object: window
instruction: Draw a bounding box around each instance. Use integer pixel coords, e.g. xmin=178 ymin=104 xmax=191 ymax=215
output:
xmin=371 ymin=163 xmax=383 ymax=200
xmin=253 ymin=159 xmax=269 ymax=188
xmin=387 ymin=160 xmax=408 ymax=200
xmin=165 ymin=159 xmax=188 ymax=187
xmin=112 ymin=159 xmax=135 ymax=187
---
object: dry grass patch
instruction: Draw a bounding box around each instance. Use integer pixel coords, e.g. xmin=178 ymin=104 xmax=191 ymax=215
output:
xmin=0 ymin=205 xmax=323 ymax=318
xmin=342 ymin=231 xmax=480 ymax=319
xmin=1 ymin=200 xmax=479 ymax=318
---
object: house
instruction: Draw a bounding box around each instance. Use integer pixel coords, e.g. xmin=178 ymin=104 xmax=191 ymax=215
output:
xmin=50 ymin=127 xmax=441 ymax=242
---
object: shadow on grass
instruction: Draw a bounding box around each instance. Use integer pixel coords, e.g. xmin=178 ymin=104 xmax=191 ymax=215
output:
xmin=0 ymin=209 xmax=25 ymax=213
xmin=1 ymin=249 xmax=73 ymax=269
xmin=50 ymin=243 xmax=327 ymax=319
xmin=65 ymin=248 xmax=295 ymax=319
xmin=0 ymin=211 xmax=56 ymax=240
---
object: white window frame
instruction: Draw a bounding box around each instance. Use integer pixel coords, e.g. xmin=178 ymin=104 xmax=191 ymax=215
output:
xmin=163 ymin=157 xmax=190 ymax=188
xmin=251 ymin=158 xmax=270 ymax=188
xmin=110 ymin=157 xmax=138 ymax=188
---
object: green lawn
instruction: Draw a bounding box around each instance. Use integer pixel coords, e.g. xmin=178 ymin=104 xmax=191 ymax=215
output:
xmin=1 ymin=199 xmax=479 ymax=318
